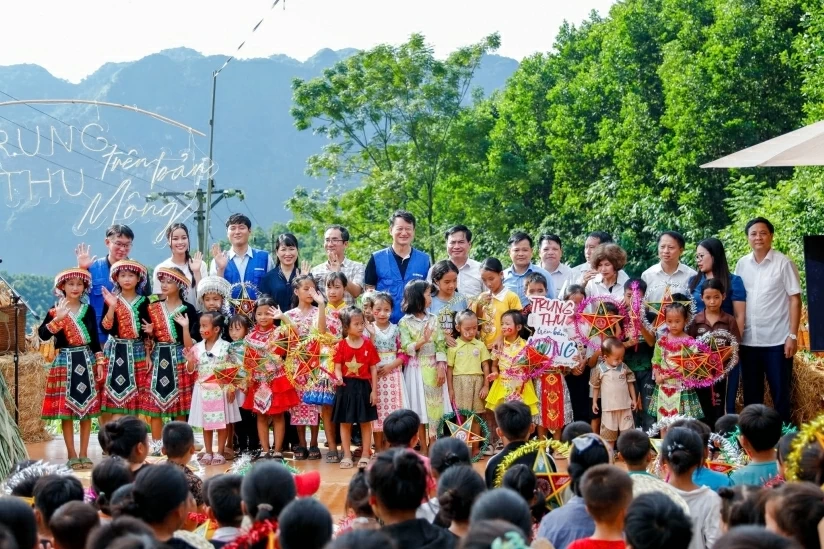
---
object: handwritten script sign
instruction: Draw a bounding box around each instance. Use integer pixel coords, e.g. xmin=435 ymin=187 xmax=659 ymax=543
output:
xmin=527 ymin=297 xmax=579 ymax=367
xmin=0 ymin=115 xmax=215 ymax=245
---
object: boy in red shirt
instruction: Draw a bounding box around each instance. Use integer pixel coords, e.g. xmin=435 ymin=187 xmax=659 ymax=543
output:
xmin=568 ymin=464 xmax=633 ymax=549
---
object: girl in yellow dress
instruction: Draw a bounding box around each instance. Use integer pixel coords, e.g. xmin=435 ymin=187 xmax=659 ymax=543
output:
xmin=485 ymin=309 xmax=539 ymax=419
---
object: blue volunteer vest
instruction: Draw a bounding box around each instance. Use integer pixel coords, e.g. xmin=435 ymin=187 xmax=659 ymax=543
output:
xmin=89 ymin=258 xmax=114 ymax=344
xmin=373 ymin=247 xmax=430 ymax=323
xmin=224 ymin=249 xmax=269 ymax=296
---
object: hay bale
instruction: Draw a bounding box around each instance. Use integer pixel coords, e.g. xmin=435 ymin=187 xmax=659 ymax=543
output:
xmin=792 ymin=352 xmax=824 ymax=424
xmin=0 ymin=352 xmax=51 ymax=443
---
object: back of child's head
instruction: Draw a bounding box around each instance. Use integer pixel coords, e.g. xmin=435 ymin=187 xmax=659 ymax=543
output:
xmin=562 ymin=421 xmax=593 ymax=443
xmin=0 ymin=525 xmax=17 ymax=549
xmin=344 ymin=469 xmax=374 ymax=519
xmin=32 ymin=474 xmax=84 ymax=525
xmin=241 ymin=462 xmax=296 ymax=521
xmin=624 ymin=278 xmax=647 ymax=294
xmin=768 ymin=482 xmax=824 ymax=549
xmin=429 ymin=437 xmax=471 ymax=476
xmin=91 ymin=457 xmax=133 ymax=516
xmin=739 ymin=404 xmax=782 ymax=452
xmin=340 ymin=306 xmax=364 ymax=338
xmin=617 ymin=429 xmax=652 ymax=467
xmin=468 ymin=489 xmax=532 ymax=542
xmin=715 ymin=414 xmax=740 ymax=437
xmin=401 ymin=280 xmax=430 ymax=314
xmin=461 ymin=519 xmax=529 ymax=549
xmin=0 ymin=497 xmax=37 ymax=549
xmin=624 ymin=493 xmax=693 ymax=549
xmin=277 ymin=498 xmax=333 ymax=549
xmin=118 ymin=463 xmax=190 ymax=526
xmin=480 ymin=257 xmax=504 ymax=274
xmin=502 ymin=464 xmax=548 ymax=524
xmin=208 ymin=474 xmax=244 ymax=528
xmin=367 ymin=448 xmax=428 ymax=512
xmin=437 ymin=465 xmax=486 ymax=524
xmin=100 ymin=415 xmax=148 ymax=461
xmin=568 ymin=434 xmax=611 ymax=496
xmin=494 ymin=401 xmax=532 ymax=441
xmin=661 ymin=427 xmax=704 ymax=475
xmin=109 ymin=483 xmax=134 ymax=518
xmin=564 ymin=284 xmax=586 ymax=300
xmin=86 ymin=517 xmax=155 ymax=549
xmin=161 ymin=421 xmax=194 ymax=459
xmin=326 ymin=530 xmax=397 ymax=549
xmin=779 ymin=435 xmax=824 ymax=483
xmin=579 ymin=464 xmax=633 ymax=523
xmin=382 ymin=409 xmax=420 ymax=447
xmin=50 ymin=501 xmax=100 ymax=549
xmin=714 ymin=526 xmax=802 ymax=549
xmin=676 ymin=418 xmax=711 ymax=448
xmin=718 ymin=486 xmax=765 ymax=530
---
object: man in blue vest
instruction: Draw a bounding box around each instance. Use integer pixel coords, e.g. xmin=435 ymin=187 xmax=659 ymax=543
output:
xmin=209 ymin=213 xmax=274 ymax=295
xmin=364 ymin=210 xmax=431 ymax=323
xmin=75 ymin=224 xmax=141 ymax=344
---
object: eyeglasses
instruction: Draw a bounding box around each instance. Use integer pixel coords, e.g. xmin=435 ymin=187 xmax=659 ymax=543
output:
xmin=324 ymin=238 xmax=344 ymax=244
xmin=112 ymin=241 xmax=132 ymax=250
xmin=695 ymin=253 xmax=707 ymax=261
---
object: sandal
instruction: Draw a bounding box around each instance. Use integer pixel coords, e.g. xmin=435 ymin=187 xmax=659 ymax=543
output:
xmin=353 ymin=447 xmax=363 ymax=459
xmin=340 ymin=457 xmax=354 ymax=469
xmin=326 ymin=450 xmax=341 ymax=464
xmin=66 ymin=458 xmax=82 ymax=471
xmin=308 ymin=446 xmax=321 ymax=460
xmin=357 ymin=457 xmax=369 ymax=469
xmin=199 ymin=453 xmax=213 ymax=466
xmin=271 ymin=452 xmax=284 ymax=462
xmin=292 ymin=446 xmax=309 ymax=460
xmin=211 ymin=454 xmax=226 ymax=466
xmin=79 ymin=457 xmax=94 ymax=470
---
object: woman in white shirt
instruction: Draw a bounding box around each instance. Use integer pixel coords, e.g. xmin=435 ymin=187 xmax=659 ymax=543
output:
xmin=152 ymin=223 xmax=206 ymax=309
xmin=585 ymin=244 xmax=629 ymax=300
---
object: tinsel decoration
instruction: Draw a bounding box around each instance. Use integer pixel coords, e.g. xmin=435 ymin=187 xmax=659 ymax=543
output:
xmin=784 ymin=413 xmax=824 ymax=482
xmin=3 ymin=461 xmax=72 ymax=495
xmin=492 ymin=438 xmax=570 ymax=488
xmin=490 ymin=532 xmax=531 ymax=549
xmin=573 ymin=295 xmax=627 ymax=350
xmin=625 ymin=280 xmax=645 ymax=343
xmin=709 ymin=432 xmax=746 ymax=468
xmin=697 ymin=329 xmax=740 ymax=380
xmin=657 ymin=335 xmax=720 ymax=389
xmin=491 ymin=338 xmax=560 ymax=382
xmin=222 ymin=519 xmax=277 ymax=549
xmin=436 ymin=410 xmax=490 ymax=461
xmin=229 ymin=282 xmax=259 ymax=319
xmin=645 ymin=415 xmax=694 ymax=437
xmin=643 ymin=284 xmax=696 ymax=332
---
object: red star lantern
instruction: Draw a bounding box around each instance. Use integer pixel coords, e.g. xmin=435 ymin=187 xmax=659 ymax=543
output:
xmin=645 ymin=286 xmax=691 ymax=329
xmin=579 ymin=301 xmax=624 ymax=339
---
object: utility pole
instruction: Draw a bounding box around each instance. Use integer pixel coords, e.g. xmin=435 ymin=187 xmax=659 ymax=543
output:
xmin=204 ymin=71 xmax=218 ymax=255
xmin=146 ymin=185 xmax=244 ymax=255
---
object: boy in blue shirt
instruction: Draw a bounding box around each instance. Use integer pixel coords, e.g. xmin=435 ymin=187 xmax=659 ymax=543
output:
xmin=674 ymin=418 xmax=733 ymax=490
xmin=730 ymin=404 xmax=782 ymax=486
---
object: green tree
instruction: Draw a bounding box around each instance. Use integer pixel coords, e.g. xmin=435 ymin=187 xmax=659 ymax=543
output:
xmin=1 ymin=272 xmax=54 ymax=324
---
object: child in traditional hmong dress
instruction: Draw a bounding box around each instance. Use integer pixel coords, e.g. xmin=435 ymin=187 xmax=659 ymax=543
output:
xmin=143 ymin=267 xmax=199 ymax=441
xmin=227 ymin=314 xmax=258 ymax=456
xmin=399 ymin=280 xmax=451 ymax=455
xmin=239 ymin=296 xmax=300 ymax=460
xmin=485 ymin=310 xmax=539 ymax=419
xmin=188 ymin=312 xmax=241 ymax=465
xmin=100 ymin=260 xmax=151 ymax=419
xmin=365 ymin=292 xmax=407 ymax=452
xmin=284 ymin=275 xmax=330 ymax=461
xmin=39 ymin=268 xmax=105 ymax=470
xmin=650 ymin=303 xmax=703 ymax=421
xmin=429 ymin=260 xmax=468 ymax=348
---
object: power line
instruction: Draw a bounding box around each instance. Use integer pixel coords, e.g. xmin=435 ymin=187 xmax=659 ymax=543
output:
xmin=215 ymin=0 xmax=284 ymax=76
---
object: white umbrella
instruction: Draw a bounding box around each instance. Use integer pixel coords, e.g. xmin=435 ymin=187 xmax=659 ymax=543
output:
xmin=701 ymin=120 xmax=824 ymax=168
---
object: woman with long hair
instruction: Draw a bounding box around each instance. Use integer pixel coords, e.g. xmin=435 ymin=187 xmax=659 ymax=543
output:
xmin=152 ymin=223 xmax=206 ymax=309
xmin=259 ymin=233 xmax=308 ymax=313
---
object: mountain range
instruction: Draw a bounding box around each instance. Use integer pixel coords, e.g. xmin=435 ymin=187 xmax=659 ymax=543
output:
xmin=0 ymin=47 xmax=518 ymax=275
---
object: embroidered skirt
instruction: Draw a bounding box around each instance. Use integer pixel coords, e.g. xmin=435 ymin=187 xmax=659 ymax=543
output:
xmin=141 ymin=342 xmax=192 ymax=418
xmin=650 ymin=385 xmax=703 ymax=420
xmin=374 ymin=368 xmax=408 ymax=431
xmin=101 ymin=338 xmax=147 ymax=415
xmin=189 ymin=382 xmax=242 ymax=430
xmin=42 ymin=346 xmax=100 ymax=420
xmin=242 ymin=374 xmax=300 ymax=416
xmin=534 ymin=372 xmax=573 ymax=430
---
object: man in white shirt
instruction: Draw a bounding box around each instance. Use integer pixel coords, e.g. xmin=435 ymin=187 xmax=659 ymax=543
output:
xmin=427 ymin=225 xmax=484 ymax=298
xmin=538 ymin=234 xmax=572 ymax=298
xmin=310 ymin=225 xmax=365 ymax=306
xmin=503 ymin=232 xmax=555 ymax=306
xmin=734 ymin=217 xmax=801 ymax=422
xmin=641 ymin=231 xmax=697 ymax=300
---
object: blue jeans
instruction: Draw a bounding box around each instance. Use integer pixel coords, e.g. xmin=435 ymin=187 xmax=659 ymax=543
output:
xmin=740 ymin=345 xmax=792 ymax=423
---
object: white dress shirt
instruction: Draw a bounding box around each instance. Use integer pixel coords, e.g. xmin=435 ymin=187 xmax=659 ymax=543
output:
xmin=209 ymin=246 xmax=275 ymax=281
xmin=543 ymin=262 xmax=573 ymax=298
xmin=585 ymin=271 xmax=630 ymax=300
xmin=641 ymin=262 xmax=697 ymax=300
xmin=427 ymin=257 xmax=484 ymax=298
xmin=734 ymin=249 xmax=801 ymax=347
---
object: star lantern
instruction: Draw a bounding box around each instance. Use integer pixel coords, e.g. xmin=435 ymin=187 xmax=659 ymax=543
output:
xmin=446 ymin=415 xmax=487 ymax=447
xmin=532 ymin=449 xmax=570 ymax=509
xmin=229 ymin=282 xmax=258 ymax=319
xmin=580 ymin=302 xmax=624 ymax=339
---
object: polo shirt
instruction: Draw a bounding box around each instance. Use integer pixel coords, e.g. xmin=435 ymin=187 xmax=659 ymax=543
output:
xmin=689 ymin=273 xmax=746 ymax=315
xmin=734 ymin=249 xmax=801 ymax=346
xmin=311 ymin=257 xmax=365 ymax=306
xmin=641 ymin=262 xmax=697 ymax=300
xmin=447 ymin=338 xmax=491 ymax=376
xmin=503 ymin=263 xmax=556 ymax=306
xmin=428 ymin=258 xmax=484 ymax=298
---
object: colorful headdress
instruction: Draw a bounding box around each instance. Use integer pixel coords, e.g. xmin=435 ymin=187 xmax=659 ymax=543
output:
xmin=197 ymin=276 xmax=232 ymax=314
xmin=53 ymin=268 xmax=92 ymax=297
xmin=156 ymin=267 xmax=191 ymax=290
xmin=110 ymin=260 xmax=148 ymax=289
